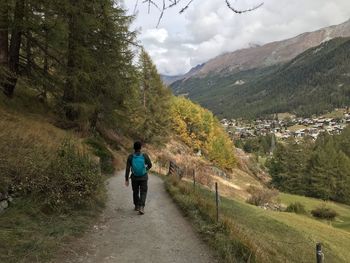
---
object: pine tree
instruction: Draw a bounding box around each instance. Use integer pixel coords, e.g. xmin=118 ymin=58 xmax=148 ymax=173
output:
xmin=138 ymin=49 xmax=171 ymax=142
xmin=306 ymin=134 xmax=338 ymax=200
xmin=333 ymin=151 xmax=350 ymax=204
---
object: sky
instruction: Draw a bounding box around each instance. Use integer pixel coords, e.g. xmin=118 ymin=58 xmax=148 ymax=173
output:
xmin=121 ymin=0 xmax=350 ymax=76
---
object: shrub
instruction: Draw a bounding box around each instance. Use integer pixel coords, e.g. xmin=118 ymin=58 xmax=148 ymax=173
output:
xmin=38 ymin=140 xmax=102 ymax=211
xmin=85 ymin=137 xmax=115 ymax=174
xmin=311 ymin=205 xmax=338 ymax=220
xmin=285 ymin=202 xmax=307 ymax=214
xmin=246 ymin=186 xmax=279 ymax=206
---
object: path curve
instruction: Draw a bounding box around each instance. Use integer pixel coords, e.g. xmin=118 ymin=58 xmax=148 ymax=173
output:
xmin=55 ymin=171 xmax=217 ymax=263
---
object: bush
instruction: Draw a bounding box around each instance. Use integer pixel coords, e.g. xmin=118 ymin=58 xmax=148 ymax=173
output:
xmin=285 ymin=202 xmax=307 ymax=214
xmin=311 ymin=205 xmax=338 ymax=220
xmin=246 ymin=186 xmax=279 ymax=206
xmin=85 ymin=137 xmax=115 ymax=174
xmin=40 ymin=141 xmax=102 ymax=211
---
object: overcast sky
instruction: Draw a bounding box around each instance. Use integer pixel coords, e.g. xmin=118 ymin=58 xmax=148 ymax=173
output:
xmin=122 ymin=0 xmax=350 ymax=76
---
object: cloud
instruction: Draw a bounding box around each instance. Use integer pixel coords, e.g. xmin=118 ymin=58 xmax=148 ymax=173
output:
xmin=142 ymin=28 xmax=169 ymax=43
xmin=123 ymin=0 xmax=350 ymax=75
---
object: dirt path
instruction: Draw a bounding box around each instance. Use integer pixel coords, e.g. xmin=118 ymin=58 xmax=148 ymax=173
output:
xmin=54 ymin=171 xmax=217 ymax=263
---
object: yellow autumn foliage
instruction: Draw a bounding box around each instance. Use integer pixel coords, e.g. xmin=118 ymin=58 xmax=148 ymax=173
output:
xmin=171 ymin=96 xmax=236 ymax=170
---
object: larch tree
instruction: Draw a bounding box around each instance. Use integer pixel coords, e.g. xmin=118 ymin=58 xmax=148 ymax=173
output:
xmin=138 ymin=48 xmax=171 ymax=142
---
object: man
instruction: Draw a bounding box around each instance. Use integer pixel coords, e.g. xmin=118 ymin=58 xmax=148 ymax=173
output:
xmin=125 ymin=141 xmax=152 ymax=215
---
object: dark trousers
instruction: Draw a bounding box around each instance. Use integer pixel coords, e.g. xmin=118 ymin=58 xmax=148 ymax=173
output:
xmin=131 ymin=179 xmax=148 ymax=207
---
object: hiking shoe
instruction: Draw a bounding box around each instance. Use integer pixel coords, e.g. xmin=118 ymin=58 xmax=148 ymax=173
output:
xmin=134 ymin=206 xmax=139 ymax=211
xmin=139 ymin=206 xmax=145 ymax=215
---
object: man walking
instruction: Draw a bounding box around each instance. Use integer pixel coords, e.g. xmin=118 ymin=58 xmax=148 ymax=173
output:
xmin=125 ymin=141 xmax=152 ymax=215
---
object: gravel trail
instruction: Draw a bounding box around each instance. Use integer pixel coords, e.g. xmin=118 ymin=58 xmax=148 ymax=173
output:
xmin=54 ymin=171 xmax=216 ymax=263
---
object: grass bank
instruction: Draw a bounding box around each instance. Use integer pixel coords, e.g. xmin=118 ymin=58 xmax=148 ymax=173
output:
xmin=164 ymin=176 xmax=256 ymax=263
xmin=0 ymin=102 xmax=108 ymax=262
xmin=280 ymin=193 xmax=350 ymax=232
xmin=165 ymin=176 xmax=350 ymax=263
xmin=0 ymin=197 xmax=105 ymax=263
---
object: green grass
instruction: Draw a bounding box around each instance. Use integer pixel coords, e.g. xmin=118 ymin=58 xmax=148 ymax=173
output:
xmin=0 ymin=82 xmax=52 ymax=116
xmin=165 ymin=177 xmax=255 ymax=263
xmin=85 ymin=136 xmax=115 ymax=175
xmin=0 ymin=97 xmax=107 ymax=262
xmin=280 ymin=193 xmax=350 ymax=232
xmin=165 ymin=177 xmax=350 ymax=263
xmin=0 ymin=197 xmax=105 ymax=263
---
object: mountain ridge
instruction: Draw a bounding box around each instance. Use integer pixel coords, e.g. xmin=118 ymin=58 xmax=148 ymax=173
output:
xmin=172 ymin=37 xmax=350 ymax=118
xmin=171 ymin=18 xmax=350 ymax=84
xmin=197 ymin=18 xmax=350 ymax=76
xmin=161 ymin=63 xmax=205 ymax=85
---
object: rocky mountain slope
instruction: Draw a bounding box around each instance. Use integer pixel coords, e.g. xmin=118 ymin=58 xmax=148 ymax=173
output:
xmin=161 ymin=63 xmax=205 ymax=85
xmin=171 ymin=19 xmax=350 ymax=118
xmin=190 ymin=19 xmax=350 ymax=77
xmin=172 ymin=37 xmax=350 ymax=118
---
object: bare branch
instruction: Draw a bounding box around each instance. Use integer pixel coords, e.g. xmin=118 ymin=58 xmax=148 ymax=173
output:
xmin=179 ymin=0 xmax=194 ymax=14
xmin=225 ymin=0 xmax=264 ymax=14
xmin=133 ymin=0 xmax=139 ymax=15
xmin=140 ymin=0 xmax=264 ymax=27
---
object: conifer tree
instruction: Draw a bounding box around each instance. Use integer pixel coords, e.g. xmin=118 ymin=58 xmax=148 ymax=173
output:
xmin=333 ymin=151 xmax=350 ymax=204
xmin=138 ymin=49 xmax=171 ymax=142
xmin=306 ymin=136 xmax=338 ymax=200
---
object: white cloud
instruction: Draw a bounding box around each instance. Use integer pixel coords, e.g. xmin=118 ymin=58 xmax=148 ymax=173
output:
xmin=123 ymin=0 xmax=350 ymax=75
xmin=142 ymin=28 xmax=169 ymax=43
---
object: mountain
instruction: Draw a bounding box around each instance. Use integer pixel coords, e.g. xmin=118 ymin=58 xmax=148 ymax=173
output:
xmin=174 ymin=37 xmax=350 ymax=118
xmin=193 ymin=19 xmax=350 ymax=76
xmin=161 ymin=75 xmax=183 ymax=86
xmin=171 ymin=19 xmax=350 ymax=118
xmin=161 ymin=63 xmax=205 ymax=86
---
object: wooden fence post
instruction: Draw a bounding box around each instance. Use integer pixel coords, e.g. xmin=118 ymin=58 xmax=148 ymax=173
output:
xmin=316 ymin=243 xmax=324 ymax=263
xmin=193 ymin=170 xmax=196 ymax=189
xmin=215 ymin=182 xmax=219 ymax=222
xmin=168 ymin=161 xmax=171 ymax=175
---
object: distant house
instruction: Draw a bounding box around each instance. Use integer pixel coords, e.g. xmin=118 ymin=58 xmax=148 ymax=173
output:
xmin=294 ymin=129 xmax=306 ymax=138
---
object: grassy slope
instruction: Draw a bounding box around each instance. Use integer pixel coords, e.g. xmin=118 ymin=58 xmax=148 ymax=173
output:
xmin=0 ymin=199 xmax=104 ymax=263
xmin=280 ymin=193 xmax=350 ymax=232
xmin=0 ymin=88 xmax=106 ymax=263
xmin=166 ymin=177 xmax=350 ymax=263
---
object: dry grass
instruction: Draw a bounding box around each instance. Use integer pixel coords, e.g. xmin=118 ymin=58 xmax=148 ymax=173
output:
xmin=0 ymin=107 xmax=105 ymax=263
xmin=165 ymin=177 xmax=350 ymax=263
xmin=0 ymin=108 xmax=69 ymax=149
xmin=147 ymin=137 xmax=266 ymax=202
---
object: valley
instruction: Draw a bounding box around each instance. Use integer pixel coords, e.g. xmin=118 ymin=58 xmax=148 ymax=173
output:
xmin=168 ymin=20 xmax=350 ymax=119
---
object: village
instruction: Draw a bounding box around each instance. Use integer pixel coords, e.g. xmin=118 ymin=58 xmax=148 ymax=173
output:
xmin=221 ymin=109 xmax=350 ymax=141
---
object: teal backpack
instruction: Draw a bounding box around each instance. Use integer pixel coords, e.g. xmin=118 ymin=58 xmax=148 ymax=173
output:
xmin=131 ymin=154 xmax=147 ymax=177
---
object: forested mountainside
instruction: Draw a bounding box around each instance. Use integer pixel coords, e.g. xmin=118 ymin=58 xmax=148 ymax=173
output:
xmin=172 ymin=37 xmax=350 ymax=118
xmin=168 ymin=18 xmax=350 ymax=84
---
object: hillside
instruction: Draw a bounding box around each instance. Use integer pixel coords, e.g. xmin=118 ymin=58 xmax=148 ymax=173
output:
xmin=161 ymin=63 xmax=205 ymax=85
xmin=167 ymin=178 xmax=350 ymax=263
xmin=172 ymin=18 xmax=350 ymax=80
xmin=172 ymin=37 xmax=350 ymax=118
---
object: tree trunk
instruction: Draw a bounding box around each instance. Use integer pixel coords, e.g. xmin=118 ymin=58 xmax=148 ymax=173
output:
xmin=5 ymin=0 xmax=25 ymax=97
xmin=26 ymin=32 xmax=32 ymax=75
xmin=0 ymin=0 xmax=8 ymax=64
xmin=0 ymin=0 xmax=9 ymax=85
xmin=25 ymin=1 xmax=32 ymax=76
xmin=63 ymin=0 xmax=79 ymax=120
xmin=41 ymin=28 xmax=49 ymax=100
